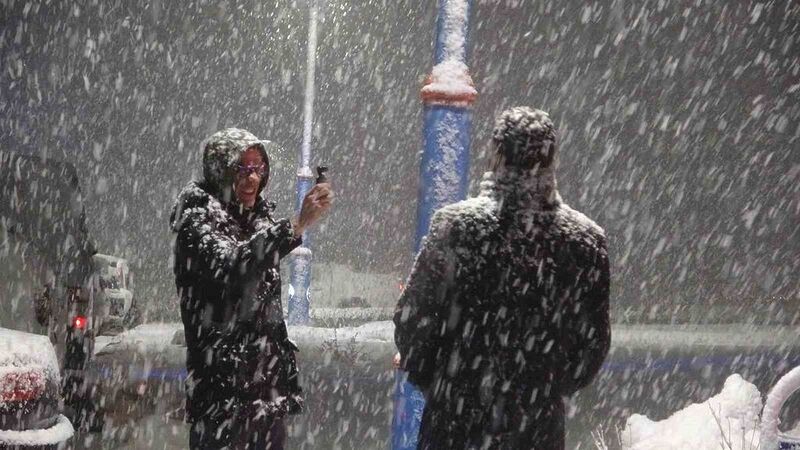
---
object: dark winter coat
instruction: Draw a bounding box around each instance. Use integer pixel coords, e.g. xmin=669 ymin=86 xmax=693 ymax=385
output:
xmin=170 ymin=128 xmax=302 ymax=445
xmin=394 ymin=169 xmax=611 ymax=450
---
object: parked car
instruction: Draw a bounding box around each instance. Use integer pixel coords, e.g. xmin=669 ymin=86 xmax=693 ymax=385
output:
xmin=0 ymin=151 xmax=123 ymax=431
xmin=0 ymin=327 xmax=74 ymax=449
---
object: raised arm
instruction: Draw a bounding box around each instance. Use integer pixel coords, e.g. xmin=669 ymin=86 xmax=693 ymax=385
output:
xmin=175 ymin=197 xmax=297 ymax=284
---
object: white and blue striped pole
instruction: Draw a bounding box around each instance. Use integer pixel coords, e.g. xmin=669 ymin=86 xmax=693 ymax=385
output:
xmin=288 ymin=0 xmax=320 ymax=325
xmin=391 ymin=1 xmax=476 ymax=448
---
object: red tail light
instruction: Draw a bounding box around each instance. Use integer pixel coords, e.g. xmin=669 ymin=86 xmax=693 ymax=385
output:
xmin=0 ymin=370 xmax=45 ymax=402
xmin=72 ymin=315 xmax=87 ymax=330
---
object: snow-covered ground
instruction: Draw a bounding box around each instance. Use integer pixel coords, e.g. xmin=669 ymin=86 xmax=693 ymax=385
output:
xmin=95 ymin=321 xmax=800 ymax=358
xmin=612 ymin=324 xmax=800 ymax=350
xmin=94 ymin=320 xmax=396 ymax=357
xmin=84 ymin=320 xmax=800 ymax=449
xmin=94 ymin=323 xmax=183 ymax=356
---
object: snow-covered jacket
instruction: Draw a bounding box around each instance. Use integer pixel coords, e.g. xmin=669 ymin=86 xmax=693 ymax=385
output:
xmin=170 ymin=128 xmax=302 ymax=437
xmin=394 ymin=167 xmax=611 ymax=450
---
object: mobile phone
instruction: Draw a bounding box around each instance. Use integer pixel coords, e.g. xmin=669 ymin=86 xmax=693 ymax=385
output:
xmin=316 ymin=166 xmax=329 ymax=184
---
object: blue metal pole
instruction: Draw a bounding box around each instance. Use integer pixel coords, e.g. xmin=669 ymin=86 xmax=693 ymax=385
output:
xmin=288 ymin=0 xmax=319 ymax=325
xmin=392 ymin=1 xmax=476 ymax=448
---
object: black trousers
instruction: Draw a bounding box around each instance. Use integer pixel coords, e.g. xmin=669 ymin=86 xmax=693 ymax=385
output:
xmin=189 ymin=417 xmax=287 ymax=450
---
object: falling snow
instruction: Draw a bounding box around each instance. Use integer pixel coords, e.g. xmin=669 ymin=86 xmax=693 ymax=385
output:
xmin=1 ymin=0 xmax=798 ymax=448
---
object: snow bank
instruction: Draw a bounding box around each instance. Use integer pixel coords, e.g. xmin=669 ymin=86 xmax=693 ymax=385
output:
xmin=612 ymin=324 xmax=798 ymax=350
xmin=289 ymin=321 xmax=396 ymax=365
xmin=308 ymin=307 xmax=393 ymax=326
xmin=289 ymin=320 xmax=394 ymax=344
xmin=0 ymin=414 xmax=73 ymax=446
xmin=94 ymin=323 xmax=183 ymax=356
xmin=622 ymin=374 xmax=763 ymax=450
xmin=95 ymin=321 xmax=396 ymax=358
xmin=96 ymin=322 xmax=797 ymax=360
xmin=0 ymin=328 xmax=59 ymax=383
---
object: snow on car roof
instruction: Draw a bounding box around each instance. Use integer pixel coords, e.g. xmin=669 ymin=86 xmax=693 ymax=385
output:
xmin=0 ymin=328 xmax=59 ymax=381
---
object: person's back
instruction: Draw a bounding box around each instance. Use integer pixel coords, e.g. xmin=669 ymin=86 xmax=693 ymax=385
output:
xmin=394 ymin=107 xmax=610 ymax=450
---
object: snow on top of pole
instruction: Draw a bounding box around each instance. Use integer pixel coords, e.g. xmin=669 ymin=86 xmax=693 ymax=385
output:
xmin=423 ymin=0 xmax=476 ymax=106
xmin=440 ymin=0 xmax=469 ymax=62
xmin=297 ymin=166 xmax=315 ymax=178
xmin=300 ymin=1 xmax=318 ymax=169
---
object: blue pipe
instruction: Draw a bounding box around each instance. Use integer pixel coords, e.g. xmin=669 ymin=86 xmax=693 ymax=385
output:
xmin=392 ymin=1 xmax=475 ymax=448
xmin=414 ymin=106 xmax=472 ymax=251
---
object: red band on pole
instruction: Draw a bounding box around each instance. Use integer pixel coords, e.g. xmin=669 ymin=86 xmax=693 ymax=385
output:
xmin=420 ymin=73 xmax=478 ymax=107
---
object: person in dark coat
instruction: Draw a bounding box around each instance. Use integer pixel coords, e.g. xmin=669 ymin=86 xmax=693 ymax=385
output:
xmin=394 ymin=107 xmax=611 ymax=450
xmin=170 ymin=128 xmax=332 ymax=449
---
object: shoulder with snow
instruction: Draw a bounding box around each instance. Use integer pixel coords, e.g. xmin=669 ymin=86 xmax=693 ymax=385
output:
xmin=432 ymin=194 xmax=496 ymax=230
xmin=554 ymin=202 xmax=606 ymax=245
xmin=437 ymin=194 xmax=495 ymax=220
xmin=171 ymin=180 xmax=225 ymax=231
xmin=176 ymin=180 xmax=211 ymax=205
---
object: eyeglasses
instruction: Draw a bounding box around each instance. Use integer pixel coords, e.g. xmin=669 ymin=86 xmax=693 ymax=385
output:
xmin=236 ymin=163 xmax=267 ymax=178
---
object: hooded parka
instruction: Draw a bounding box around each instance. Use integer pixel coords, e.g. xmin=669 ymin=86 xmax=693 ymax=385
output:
xmin=394 ymin=108 xmax=611 ymax=450
xmin=171 ymin=128 xmax=302 ymax=448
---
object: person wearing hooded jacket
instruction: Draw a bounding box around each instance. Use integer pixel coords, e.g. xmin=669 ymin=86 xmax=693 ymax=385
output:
xmin=394 ymin=107 xmax=610 ymax=450
xmin=171 ymin=128 xmax=332 ymax=449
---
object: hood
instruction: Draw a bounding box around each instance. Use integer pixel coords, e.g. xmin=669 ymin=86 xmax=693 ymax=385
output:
xmin=170 ymin=128 xmax=280 ymax=232
xmin=489 ymin=107 xmax=561 ymax=211
xmin=202 ymin=128 xmax=280 ymax=201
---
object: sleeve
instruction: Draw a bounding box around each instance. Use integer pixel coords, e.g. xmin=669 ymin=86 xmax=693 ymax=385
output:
xmin=393 ymin=211 xmax=455 ymax=388
xmin=560 ymin=236 xmax=611 ymax=395
xmin=177 ymin=207 xmax=297 ymax=284
xmin=254 ymin=213 xmax=303 ymax=260
xmin=278 ymin=232 xmax=303 ymax=259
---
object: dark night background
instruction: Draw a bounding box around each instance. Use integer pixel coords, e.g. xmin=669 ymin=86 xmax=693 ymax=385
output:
xmin=1 ymin=0 xmax=798 ymax=321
